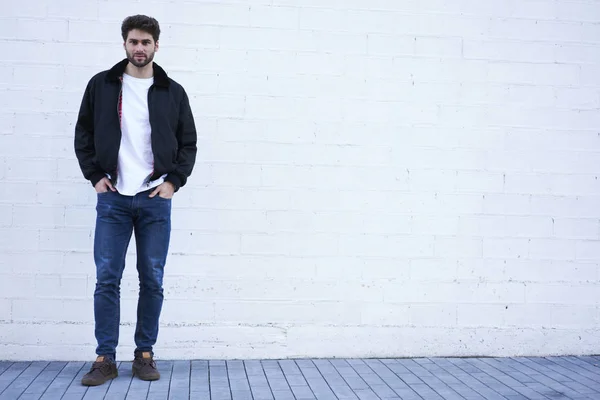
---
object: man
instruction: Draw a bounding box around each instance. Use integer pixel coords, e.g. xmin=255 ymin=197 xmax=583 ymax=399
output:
xmin=74 ymin=15 xmax=197 ymax=386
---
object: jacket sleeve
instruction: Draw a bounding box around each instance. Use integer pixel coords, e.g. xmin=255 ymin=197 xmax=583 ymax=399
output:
xmin=165 ymin=88 xmax=197 ymax=191
xmin=74 ymin=78 xmax=105 ymax=187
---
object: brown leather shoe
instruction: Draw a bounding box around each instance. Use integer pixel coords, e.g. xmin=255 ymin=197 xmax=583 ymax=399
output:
xmin=132 ymin=351 xmax=160 ymax=381
xmin=81 ymin=356 xmax=118 ymax=386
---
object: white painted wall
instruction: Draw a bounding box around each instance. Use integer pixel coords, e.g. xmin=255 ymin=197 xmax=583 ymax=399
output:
xmin=1 ymin=0 xmax=600 ymax=361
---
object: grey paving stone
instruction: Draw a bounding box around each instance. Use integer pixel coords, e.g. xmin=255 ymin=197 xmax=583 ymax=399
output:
xmin=341 ymin=377 xmax=370 ymax=390
xmin=278 ymin=360 xmax=301 ymax=376
xmin=395 ymin=373 xmax=422 ymax=385
xmin=272 ymin=390 xmax=297 ymax=400
xmin=290 ymin=385 xmax=316 ymax=398
xmin=169 ymin=360 xmax=191 ymax=399
xmin=21 ymin=361 xmax=66 ymax=398
xmin=0 ymin=362 xmax=31 ymax=395
xmin=231 ymin=389 xmax=254 ymax=400
xmin=328 ymin=385 xmax=359 ymax=399
xmin=265 ymin=378 xmax=289 ymax=391
xmin=61 ymin=362 xmax=93 ymax=398
xmin=39 ymin=361 xmax=85 ymax=400
xmin=0 ymin=362 xmax=48 ymax=400
xmin=353 ymin=388 xmax=379 ymax=400
xmin=102 ymin=361 xmax=132 ymax=400
xmin=126 ymin=375 xmax=151 ymax=400
xmin=147 ymin=360 xmax=174 ymax=399
xmin=405 ymin=383 xmax=444 ymax=400
xmin=146 ymin=393 xmax=172 ymax=400
xmin=283 ymin=373 xmax=308 ymax=387
xmin=541 ymin=357 xmax=600 ymax=390
xmin=0 ymin=363 xmax=12 ymax=376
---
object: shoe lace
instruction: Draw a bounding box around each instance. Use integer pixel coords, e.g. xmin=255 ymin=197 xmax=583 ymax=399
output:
xmin=91 ymin=361 xmax=112 ymax=375
xmin=137 ymin=357 xmax=157 ymax=369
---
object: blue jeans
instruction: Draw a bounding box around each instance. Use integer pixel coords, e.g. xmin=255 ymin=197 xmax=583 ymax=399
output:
xmin=93 ymin=189 xmax=171 ymax=359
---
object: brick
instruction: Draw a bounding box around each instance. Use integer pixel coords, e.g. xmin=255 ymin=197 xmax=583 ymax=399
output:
xmin=13 ymin=205 xmax=64 ymax=228
xmin=410 ymin=304 xmax=457 ymax=327
xmin=455 ymin=171 xmax=504 ymax=193
xmin=67 ymin=20 xmax=120 ymax=43
xmin=250 ymin=5 xmax=299 ymax=29
xmin=266 ymin=211 xmax=362 ymax=234
xmin=488 ymin=63 xmax=579 ymax=86
xmin=0 ymin=202 xmax=11 ymax=227
xmin=555 ymin=88 xmax=600 ymax=109
xmin=48 ymin=0 xmax=98 ymax=18
xmin=339 ymin=234 xmax=434 ymax=258
xmin=12 ymin=113 xmax=75 ymax=137
xmin=241 ymin=233 xmax=289 ymax=255
xmin=173 ymin=209 xmax=267 ymax=233
xmin=187 ymin=187 xmax=290 ymax=210
xmin=490 ymin=19 xmax=592 ymax=43
xmin=39 ymin=228 xmax=92 ymax=252
xmin=576 ymin=241 xmax=600 ymax=260
xmin=411 ymin=259 xmax=456 ymax=281
xmin=169 ymin=231 xmax=241 ymax=255
xmin=288 ymin=233 xmax=339 ymax=256
xmin=434 ymin=237 xmax=483 ymax=258
xmin=415 ymin=36 xmax=462 ymax=58
xmin=530 ymin=195 xmax=600 ymax=219
xmin=0 ymin=299 xmax=11 ymax=320
xmin=13 ymin=66 xmax=64 ymax=88
xmin=554 ymin=218 xmax=600 ymax=240
xmin=0 ymin=274 xmax=36 ymax=298
xmin=408 ymin=170 xmax=456 ymax=193
xmin=5 ymin=158 xmax=57 ymax=181
xmin=63 ymin=206 xmax=94 ymax=228
xmin=556 ymin=1 xmax=600 ymax=22
xmin=367 ymin=34 xmax=415 ymax=56
xmin=299 ymin=7 xmax=348 ymax=31
xmin=551 ymin=305 xmax=598 ymax=328
xmin=504 ymin=260 xmax=597 ymax=283
xmin=17 ymin=19 xmax=68 ymax=42
xmin=220 ymin=27 xmax=316 ymax=52
xmin=457 ymin=304 xmax=507 ymax=328
xmin=12 ymin=298 xmax=93 ymax=323
xmin=525 ymin=284 xmax=598 ymax=305
xmin=464 ymin=40 xmax=555 ymax=63
xmin=529 ymin=239 xmax=576 ymax=260
xmin=458 ymin=215 xmax=505 ymax=237
xmin=360 ymin=303 xmax=410 ymax=326
xmin=1 ymin=252 xmax=63 ymax=274
xmin=483 ymin=238 xmax=529 ymax=259
xmin=0 ymin=228 xmax=38 ymax=251
xmin=504 ymin=304 xmax=553 ymax=327
xmin=3 ymin=3 xmax=47 ymax=17
xmin=35 ymin=275 xmax=88 ymax=298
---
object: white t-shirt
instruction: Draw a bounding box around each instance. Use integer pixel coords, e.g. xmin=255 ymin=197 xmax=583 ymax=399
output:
xmin=116 ymin=73 xmax=165 ymax=195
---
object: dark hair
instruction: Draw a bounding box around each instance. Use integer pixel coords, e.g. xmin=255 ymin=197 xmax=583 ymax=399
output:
xmin=121 ymin=15 xmax=160 ymax=42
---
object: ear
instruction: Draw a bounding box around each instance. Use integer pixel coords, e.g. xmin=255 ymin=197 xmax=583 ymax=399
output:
xmin=155 ymin=40 xmax=159 ymax=52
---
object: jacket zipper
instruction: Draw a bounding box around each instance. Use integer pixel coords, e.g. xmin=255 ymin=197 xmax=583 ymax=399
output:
xmin=113 ymin=77 xmax=124 ymax=186
xmin=145 ymin=85 xmax=155 ymax=187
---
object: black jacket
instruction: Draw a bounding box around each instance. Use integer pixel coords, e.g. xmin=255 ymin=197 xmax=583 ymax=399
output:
xmin=74 ymin=59 xmax=197 ymax=191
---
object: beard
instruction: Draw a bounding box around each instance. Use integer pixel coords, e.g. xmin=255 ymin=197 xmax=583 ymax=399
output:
xmin=126 ymin=50 xmax=155 ymax=68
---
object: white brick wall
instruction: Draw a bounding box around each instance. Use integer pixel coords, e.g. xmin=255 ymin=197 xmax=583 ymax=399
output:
xmin=1 ymin=0 xmax=600 ymax=361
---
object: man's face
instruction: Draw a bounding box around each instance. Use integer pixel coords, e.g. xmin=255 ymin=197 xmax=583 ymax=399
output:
xmin=124 ymin=29 xmax=158 ymax=68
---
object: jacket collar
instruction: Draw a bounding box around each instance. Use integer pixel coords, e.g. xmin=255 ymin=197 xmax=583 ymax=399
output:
xmin=106 ymin=58 xmax=170 ymax=88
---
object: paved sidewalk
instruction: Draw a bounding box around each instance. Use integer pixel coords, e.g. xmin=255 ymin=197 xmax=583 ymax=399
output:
xmin=0 ymin=356 xmax=599 ymax=399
